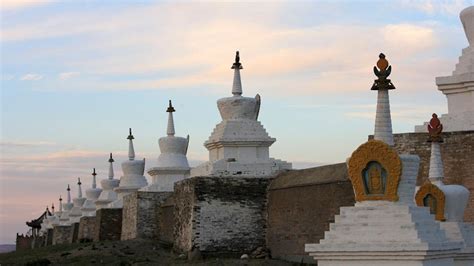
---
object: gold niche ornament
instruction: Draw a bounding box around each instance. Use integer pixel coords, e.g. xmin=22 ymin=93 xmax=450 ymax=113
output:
xmin=348 ymin=140 xmax=402 ymax=201
xmin=415 ymin=182 xmax=446 ymax=221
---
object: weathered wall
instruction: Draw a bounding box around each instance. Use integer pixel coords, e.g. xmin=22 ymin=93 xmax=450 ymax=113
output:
xmin=121 ymin=191 xmax=172 ymax=240
xmin=46 ymin=229 xmax=53 ymax=246
xmin=266 ymin=163 xmax=355 ymax=263
xmin=71 ymin=222 xmax=79 ymax=243
xmin=159 ymin=195 xmax=175 ymax=245
xmin=15 ymin=234 xmax=33 ymax=250
xmin=387 ymin=131 xmax=474 ymax=222
xmin=94 ymin=208 xmax=122 ymax=242
xmin=174 ymin=176 xmax=271 ymax=255
xmin=78 ymin=216 xmax=96 ymax=242
xmin=52 ymin=225 xmax=73 ymax=245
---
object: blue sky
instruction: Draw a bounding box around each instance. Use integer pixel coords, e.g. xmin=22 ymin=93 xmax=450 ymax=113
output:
xmin=1 ymin=0 xmax=472 ymax=244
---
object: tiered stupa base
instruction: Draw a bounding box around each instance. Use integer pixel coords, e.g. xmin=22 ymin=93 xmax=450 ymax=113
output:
xmin=142 ymin=167 xmax=189 ymax=192
xmin=440 ymin=222 xmax=474 ymax=266
xmin=191 ymin=158 xmax=291 ymax=177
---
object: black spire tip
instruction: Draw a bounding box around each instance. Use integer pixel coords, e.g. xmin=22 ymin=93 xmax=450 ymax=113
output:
xmin=108 ymin=152 xmax=114 ymax=163
xmin=67 ymin=184 xmax=70 ymax=191
xmin=92 ymin=168 xmax=97 ymax=176
xmin=59 ymin=195 xmax=63 ymax=201
xmin=77 ymin=177 xmax=81 ymax=185
xmin=231 ymin=50 xmax=242 ymax=69
xmin=52 ymin=203 xmax=55 ymax=210
xmin=127 ymin=128 xmax=134 ymax=140
xmin=166 ymin=100 xmax=175 ymax=113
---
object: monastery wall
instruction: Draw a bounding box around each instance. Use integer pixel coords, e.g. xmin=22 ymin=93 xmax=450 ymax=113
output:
xmin=78 ymin=216 xmax=96 ymax=242
xmin=173 ymin=176 xmax=271 ymax=254
xmin=158 ymin=195 xmax=175 ymax=245
xmin=121 ymin=191 xmax=172 ymax=240
xmin=266 ymin=163 xmax=355 ymax=263
xmin=94 ymin=208 xmax=122 ymax=241
xmin=15 ymin=234 xmax=33 ymax=250
xmin=52 ymin=225 xmax=73 ymax=245
xmin=386 ymin=131 xmax=474 ymax=222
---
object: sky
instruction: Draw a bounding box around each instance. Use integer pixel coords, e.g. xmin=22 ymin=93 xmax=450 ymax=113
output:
xmin=0 ymin=0 xmax=472 ymax=244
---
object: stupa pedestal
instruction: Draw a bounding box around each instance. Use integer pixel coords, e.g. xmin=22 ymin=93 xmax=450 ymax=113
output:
xmin=191 ymin=51 xmax=291 ymax=178
xmin=306 ymin=55 xmax=461 ymax=266
xmin=69 ymin=178 xmax=86 ymax=224
xmin=415 ymin=7 xmax=474 ymax=132
xmin=95 ymin=155 xmax=120 ymax=209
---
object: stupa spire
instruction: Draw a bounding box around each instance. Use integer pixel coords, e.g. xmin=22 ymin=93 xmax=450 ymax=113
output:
xmin=66 ymin=185 xmax=71 ymax=203
xmin=51 ymin=203 xmax=55 ymax=214
xmin=427 ymin=113 xmax=444 ymax=184
xmin=59 ymin=196 xmax=63 ymax=212
xmin=231 ymin=51 xmax=243 ymax=96
xmin=108 ymin=153 xmax=115 ymax=179
xmin=371 ymin=53 xmax=395 ymax=146
xmin=127 ymin=128 xmax=135 ymax=160
xmin=77 ymin=177 xmax=83 ymax=198
xmin=167 ymin=100 xmax=176 ymax=136
xmin=92 ymin=168 xmax=97 ymax=188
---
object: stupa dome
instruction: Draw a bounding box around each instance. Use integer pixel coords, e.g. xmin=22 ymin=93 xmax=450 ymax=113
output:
xmin=461 ymin=6 xmax=474 ymax=46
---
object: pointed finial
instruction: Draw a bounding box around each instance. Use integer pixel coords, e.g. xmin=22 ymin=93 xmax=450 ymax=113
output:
xmin=59 ymin=195 xmax=62 ymax=202
xmin=167 ymin=100 xmax=175 ymax=113
xmin=67 ymin=184 xmax=70 ymax=191
xmin=92 ymin=168 xmax=97 ymax=176
xmin=231 ymin=51 xmax=243 ymax=69
xmin=46 ymin=206 xmax=49 ymax=211
xmin=77 ymin=177 xmax=81 ymax=186
xmin=371 ymin=53 xmax=395 ymax=90
xmin=52 ymin=203 xmax=55 ymax=210
xmin=108 ymin=153 xmax=114 ymax=163
xmin=127 ymin=128 xmax=134 ymax=140
xmin=428 ymin=113 xmax=443 ymax=143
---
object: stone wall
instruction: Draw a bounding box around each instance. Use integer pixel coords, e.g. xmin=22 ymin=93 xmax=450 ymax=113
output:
xmin=386 ymin=131 xmax=474 ymax=222
xmin=94 ymin=208 xmax=122 ymax=242
xmin=174 ymin=176 xmax=271 ymax=255
xmin=78 ymin=216 xmax=96 ymax=242
xmin=266 ymin=163 xmax=355 ymax=263
xmin=71 ymin=222 xmax=79 ymax=243
xmin=46 ymin=229 xmax=53 ymax=246
xmin=158 ymin=195 xmax=175 ymax=245
xmin=52 ymin=225 xmax=73 ymax=245
xmin=121 ymin=191 xmax=172 ymax=240
xmin=15 ymin=234 xmax=33 ymax=250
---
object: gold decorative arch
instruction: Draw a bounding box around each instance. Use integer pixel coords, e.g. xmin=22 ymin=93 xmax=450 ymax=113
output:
xmin=415 ymin=182 xmax=446 ymax=221
xmin=348 ymin=140 xmax=402 ymax=201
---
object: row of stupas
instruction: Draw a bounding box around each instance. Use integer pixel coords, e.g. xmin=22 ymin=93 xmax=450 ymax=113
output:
xmin=37 ymin=51 xmax=291 ymax=229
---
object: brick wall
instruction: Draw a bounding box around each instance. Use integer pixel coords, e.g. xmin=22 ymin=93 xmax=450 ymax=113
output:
xmin=266 ymin=163 xmax=355 ymax=263
xmin=71 ymin=222 xmax=79 ymax=243
xmin=46 ymin=229 xmax=53 ymax=246
xmin=16 ymin=234 xmax=33 ymax=250
xmin=121 ymin=191 xmax=172 ymax=240
xmin=159 ymin=195 xmax=175 ymax=245
xmin=52 ymin=225 xmax=73 ymax=245
xmin=78 ymin=216 xmax=96 ymax=242
xmin=174 ymin=176 xmax=271 ymax=255
xmin=94 ymin=208 xmax=122 ymax=241
xmin=386 ymin=131 xmax=474 ymax=222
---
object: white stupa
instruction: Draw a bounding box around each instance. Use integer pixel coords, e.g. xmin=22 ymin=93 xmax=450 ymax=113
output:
xmin=305 ymin=54 xmax=461 ymax=266
xmin=69 ymin=178 xmax=86 ymax=223
xmin=191 ymin=51 xmax=291 ymax=177
xmin=415 ymin=6 xmax=474 ymax=132
xmin=50 ymin=197 xmax=62 ymax=227
xmin=95 ymin=154 xmax=120 ymax=209
xmin=45 ymin=203 xmax=57 ymax=229
xmin=39 ymin=206 xmax=51 ymax=235
xmin=81 ymin=168 xmax=103 ymax=216
xmin=109 ymin=129 xmax=147 ymax=208
xmin=415 ymin=114 xmax=474 ymax=265
xmin=142 ymin=101 xmax=190 ymax=192
xmin=59 ymin=185 xmax=73 ymax=226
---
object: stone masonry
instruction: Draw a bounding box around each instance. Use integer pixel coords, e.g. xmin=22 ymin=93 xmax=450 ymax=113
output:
xmin=384 ymin=131 xmax=474 ymax=222
xmin=52 ymin=225 xmax=73 ymax=245
xmin=158 ymin=195 xmax=175 ymax=245
xmin=78 ymin=216 xmax=96 ymax=242
xmin=94 ymin=208 xmax=122 ymax=242
xmin=121 ymin=191 xmax=172 ymax=240
xmin=266 ymin=163 xmax=355 ymax=263
xmin=174 ymin=176 xmax=272 ymax=254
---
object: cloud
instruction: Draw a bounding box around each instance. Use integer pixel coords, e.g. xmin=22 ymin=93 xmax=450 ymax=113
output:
xmin=20 ymin=73 xmax=43 ymax=81
xmin=0 ymin=141 xmax=56 ymax=147
xmin=58 ymin=71 xmax=80 ymax=80
xmin=399 ymin=0 xmax=469 ymax=15
xmin=0 ymin=0 xmax=51 ymax=11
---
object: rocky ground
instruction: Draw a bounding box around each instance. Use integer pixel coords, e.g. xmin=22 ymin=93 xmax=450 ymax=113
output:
xmin=0 ymin=239 xmax=295 ymax=265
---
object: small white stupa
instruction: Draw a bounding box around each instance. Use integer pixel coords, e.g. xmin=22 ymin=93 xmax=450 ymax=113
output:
xmin=45 ymin=203 xmax=57 ymax=229
xmin=95 ymin=154 xmax=120 ymax=209
xmin=50 ymin=197 xmax=62 ymax=227
xmin=142 ymin=101 xmax=190 ymax=192
xmin=81 ymin=168 xmax=103 ymax=216
xmin=69 ymin=178 xmax=86 ymax=223
xmin=39 ymin=206 xmax=51 ymax=235
xmin=305 ymin=54 xmax=461 ymax=266
xmin=191 ymin=51 xmax=291 ymax=177
xmin=59 ymin=185 xmax=73 ymax=226
xmin=109 ymin=129 xmax=147 ymax=208
xmin=415 ymin=114 xmax=474 ymax=265
xmin=415 ymin=6 xmax=474 ymax=132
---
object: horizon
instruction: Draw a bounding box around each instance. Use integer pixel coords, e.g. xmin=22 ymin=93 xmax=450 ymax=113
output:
xmin=1 ymin=0 xmax=472 ymax=244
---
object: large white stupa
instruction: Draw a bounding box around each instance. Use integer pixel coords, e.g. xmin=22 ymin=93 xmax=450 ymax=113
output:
xmin=59 ymin=185 xmax=73 ymax=226
xmin=415 ymin=6 xmax=474 ymax=132
xmin=95 ymin=154 xmax=120 ymax=209
xmin=142 ymin=101 xmax=190 ymax=192
xmin=109 ymin=129 xmax=148 ymax=208
xmin=191 ymin=51 xmax=291 ymax=177
xmin=81 ymin=168 xmax=102 ymax=216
